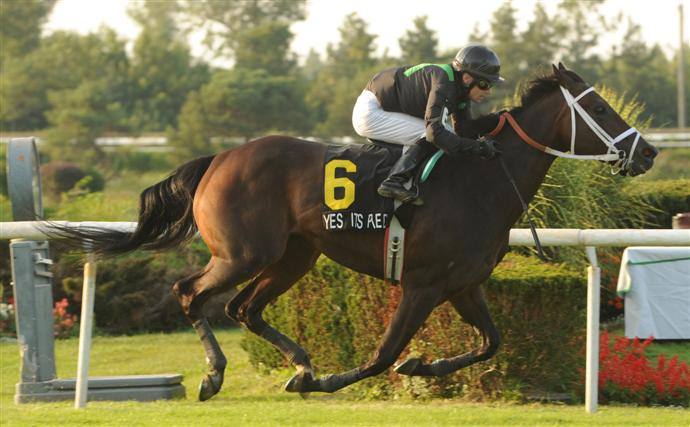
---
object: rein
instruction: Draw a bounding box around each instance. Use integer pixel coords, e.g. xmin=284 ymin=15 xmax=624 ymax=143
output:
xmin=488 ymin=112 xmax=549 ymax=260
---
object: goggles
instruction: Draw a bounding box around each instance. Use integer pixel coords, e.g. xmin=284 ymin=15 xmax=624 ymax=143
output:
xmin=475 ymin=79 xmax=493 ymax=90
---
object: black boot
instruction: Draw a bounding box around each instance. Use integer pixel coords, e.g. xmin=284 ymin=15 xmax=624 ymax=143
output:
xmin=377 ymin=142 xmax=429 ymax=205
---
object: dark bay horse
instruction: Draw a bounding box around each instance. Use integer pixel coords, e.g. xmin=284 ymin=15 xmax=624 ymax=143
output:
xmin=58 ymin=64 xmax=657 ymax=400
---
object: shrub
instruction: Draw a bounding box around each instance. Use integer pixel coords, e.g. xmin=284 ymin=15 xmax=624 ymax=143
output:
xmin=106 ymin=149 xmax=172 ymax=173
xmin=598 ymin=331 xmax=690 ymax=407
xmin=624 ymin=179 xmax=690 ymax=228
xmin=241 ymin=253 xmax=587 ymax=399
xmin=40 ymin=161 xmax=104 ymax=199
xmin=53 ymin=239 xmax=228 ymax=334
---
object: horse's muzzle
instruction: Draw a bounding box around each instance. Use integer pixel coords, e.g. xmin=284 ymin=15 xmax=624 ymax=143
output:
xmin=623 ymin=140 xmax=658 ymax=177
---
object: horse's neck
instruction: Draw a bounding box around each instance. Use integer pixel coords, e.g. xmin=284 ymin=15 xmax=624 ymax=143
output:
xmin=495 ymin=102 xmax=561 ymax=224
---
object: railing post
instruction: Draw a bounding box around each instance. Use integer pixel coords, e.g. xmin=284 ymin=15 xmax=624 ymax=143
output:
xmin=585 ymin=246 xmax=600 ymax=413
xmin=75 ymin=252 xmax=97 ymax=409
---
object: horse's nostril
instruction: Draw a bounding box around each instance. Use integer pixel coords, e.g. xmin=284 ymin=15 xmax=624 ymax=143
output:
xmin=641 ymin=146 xmax=658 ymax=159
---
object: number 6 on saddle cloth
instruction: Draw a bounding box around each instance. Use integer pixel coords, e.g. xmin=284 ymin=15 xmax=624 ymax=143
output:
xmin=322 ymin=141 xmax=438 ymax=284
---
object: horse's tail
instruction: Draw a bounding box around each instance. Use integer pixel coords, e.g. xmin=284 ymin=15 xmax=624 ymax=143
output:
xmin=49 ymin=155 xmax=216 ymax=256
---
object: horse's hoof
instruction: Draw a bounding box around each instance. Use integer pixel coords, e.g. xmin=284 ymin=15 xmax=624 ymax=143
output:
xmin=394 ymin=357 xmax=422 ymax=376
xmin=198 ymin=372 xmax=223 ymax=401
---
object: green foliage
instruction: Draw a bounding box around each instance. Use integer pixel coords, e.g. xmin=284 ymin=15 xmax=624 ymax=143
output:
xmin=55 ymin=239 xmax=213 ymax=334
xmin=48 ymin=191 xmax=137 ymax=222
xmin=234 ymin=22 xmax=298 ymax=73
xmin=0 ymin=0 xmax=56 ymax=67
xmin=242 ymin=254 xmax=587 ymax=399
xmin=180 ymin=0 xmax=306 ymax=67
xmin=40 ymin=161 xmax=104 ymax=199
xmin=598 ymin=21 xmax=676 ymax=126
xmin=169 ymin=68 xmax=309 ymax=159
xmin=106 ymin=149 xmax=173 ymax=173
xmin=307 ymin=13 xmax=384 ymax=137
xmin=127 ymin=0 xmax=210 ymax=132
xmin=1 ymin=29 xmax=130 ymax=132
xmin=623 ymin=179 xmax=690 ymax=228
xmin=398 ymin=16 xmax=438 ymax=65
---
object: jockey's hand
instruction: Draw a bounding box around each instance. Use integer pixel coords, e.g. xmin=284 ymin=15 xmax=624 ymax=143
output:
xmin=472 ymin=136 xmax=501 ymax=160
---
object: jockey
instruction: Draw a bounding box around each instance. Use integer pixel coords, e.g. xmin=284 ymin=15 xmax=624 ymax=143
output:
xmin=352 ymin=43 xmax=505 ymax=205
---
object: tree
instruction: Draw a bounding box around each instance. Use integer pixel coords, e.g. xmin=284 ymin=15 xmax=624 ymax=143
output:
xmin=520 ymin=3 xmax=562 ymax=78
xmin=180 ymin=0 xmax=306 ymax=71
xmin=600 ymin=20 xmax=676 ymax=126
xmin=127 ymin=0 xmax=209 ymax=132
xmin=1 ymin=29 xmax=131 ymax=131
xmin=399 ymin=16 xmax=438 ymax=65
xmin=306 ymin=13 xmax=380 ymax=136
xmin=0 ymin=0 xmax=56 ymax=67
xmin=170 ymin=68 xmax=310 ymax=160
xmin=554 ymin=0 xmax=608 ymax=82
xmin=41 ymin=29 xmax=132 ymax=164
xmin=326 ymin=13 xmax=378 ymax=79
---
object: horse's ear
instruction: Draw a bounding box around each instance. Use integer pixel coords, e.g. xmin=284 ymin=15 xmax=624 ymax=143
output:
xmin=553 ymin=63 xmax=570 ymax=87
xmin=558 ymin=62 xmax=567 ymax=71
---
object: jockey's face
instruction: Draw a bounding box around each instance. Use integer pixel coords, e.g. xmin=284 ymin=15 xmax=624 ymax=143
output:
xmin=462 ymin=73 xmax=492 ymax=103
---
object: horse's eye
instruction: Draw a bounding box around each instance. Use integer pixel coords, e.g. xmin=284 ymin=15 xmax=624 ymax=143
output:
xmin=593 ymin=105 xmax=606 ymax=115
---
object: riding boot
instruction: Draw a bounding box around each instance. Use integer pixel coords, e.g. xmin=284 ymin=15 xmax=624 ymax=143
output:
xmin=377 ymin=141 xmax=430 ymax=205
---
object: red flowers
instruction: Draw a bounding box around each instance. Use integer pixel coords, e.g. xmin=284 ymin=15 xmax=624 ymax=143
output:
xmin=53 ymin=298 xmax=78 ymax=339
xmin=599 ymin=331 xmax=690 ymax=406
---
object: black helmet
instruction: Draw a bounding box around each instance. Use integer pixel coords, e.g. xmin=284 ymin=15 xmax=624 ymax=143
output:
xmin=452 ymin=43 xmax=504 ymax=83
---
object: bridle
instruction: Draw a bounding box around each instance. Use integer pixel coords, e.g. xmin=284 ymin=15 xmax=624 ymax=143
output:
xmin=486 ymin=84 xmax=642 ymax=260
xmin=489 ymin=85 xmax=642 ymax=173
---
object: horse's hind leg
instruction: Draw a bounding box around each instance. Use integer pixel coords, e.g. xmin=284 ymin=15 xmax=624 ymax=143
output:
xmin=172 ymin=255 xmax=268 ymax=401
xmin=226 ymin=235 xmax=319 ymax=389
xmin=287 ymin=282 xmax=440 ymax=393
xmin=394 ymin=286 xmax=500 ymax=377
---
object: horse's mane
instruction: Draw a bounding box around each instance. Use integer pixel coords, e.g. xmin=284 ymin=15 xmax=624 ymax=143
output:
xmin=465 ymin=69 xmax=585 ymax=137
xmin=512 ymin=69 xmax=584 ymax=114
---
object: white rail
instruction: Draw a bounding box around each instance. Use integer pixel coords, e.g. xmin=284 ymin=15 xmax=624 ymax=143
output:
xmin=1 ymin=221 xmax=689 ymax=413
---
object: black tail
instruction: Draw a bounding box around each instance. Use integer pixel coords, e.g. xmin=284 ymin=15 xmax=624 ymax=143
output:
xmin=48 ymin=155 xmax=216 ymax=256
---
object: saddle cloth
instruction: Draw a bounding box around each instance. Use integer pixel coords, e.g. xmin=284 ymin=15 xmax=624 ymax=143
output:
xmin=322 ymin=142 xmax=398 ymax=231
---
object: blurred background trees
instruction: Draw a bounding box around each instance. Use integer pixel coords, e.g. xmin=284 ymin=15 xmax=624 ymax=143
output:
xmin=0 ymin=0 xmax=687 ymax=165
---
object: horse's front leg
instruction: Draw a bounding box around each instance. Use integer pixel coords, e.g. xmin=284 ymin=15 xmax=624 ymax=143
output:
xmin=286 ymin=284 xmax=440 ymax=393
xmin=394 ymin=286 xmax=500 ymax=377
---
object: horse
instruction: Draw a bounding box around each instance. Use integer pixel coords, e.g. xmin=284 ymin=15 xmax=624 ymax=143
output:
xmin=55 ymin=64 xmax=657 ymax=400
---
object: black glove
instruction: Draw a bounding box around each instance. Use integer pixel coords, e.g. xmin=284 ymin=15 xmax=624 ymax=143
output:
xmin=471 ymin=136 xmax=501 ymax=160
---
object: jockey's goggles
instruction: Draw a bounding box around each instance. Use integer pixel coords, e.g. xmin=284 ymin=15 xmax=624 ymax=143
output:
xmin=476 ymin=79 xmax=493 ymax=90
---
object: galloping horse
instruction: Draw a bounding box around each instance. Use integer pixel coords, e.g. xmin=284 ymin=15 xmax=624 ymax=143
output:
xmin=58 ymin=64 xmax=657 ymax=400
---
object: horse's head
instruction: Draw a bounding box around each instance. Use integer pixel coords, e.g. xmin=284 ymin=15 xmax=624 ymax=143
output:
xmin=550 ymin=63 xmax=658 ymax=176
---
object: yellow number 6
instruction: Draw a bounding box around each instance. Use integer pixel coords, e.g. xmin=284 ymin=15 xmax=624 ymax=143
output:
xmin=324 ymin=160 xmax=356 ymax=210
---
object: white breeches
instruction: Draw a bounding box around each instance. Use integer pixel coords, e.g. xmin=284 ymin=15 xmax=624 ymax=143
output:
xmin=352 ymin=90 xmax=426 ymax=146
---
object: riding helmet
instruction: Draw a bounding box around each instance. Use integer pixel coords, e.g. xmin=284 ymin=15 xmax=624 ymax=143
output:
xmin=452 ymin=43 xmax=505 ymax=83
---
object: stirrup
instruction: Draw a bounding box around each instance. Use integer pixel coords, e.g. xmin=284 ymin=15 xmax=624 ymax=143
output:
xmin=377 ymin=183 xmax=423 ymax=206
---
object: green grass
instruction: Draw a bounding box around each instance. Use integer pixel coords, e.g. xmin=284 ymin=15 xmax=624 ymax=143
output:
xmin=1 ymin=329 xmax=688 ymax=426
